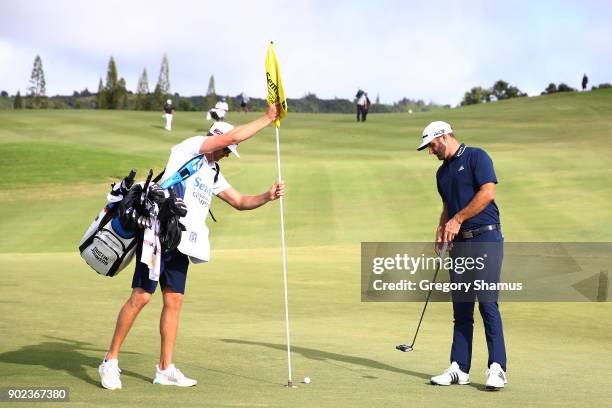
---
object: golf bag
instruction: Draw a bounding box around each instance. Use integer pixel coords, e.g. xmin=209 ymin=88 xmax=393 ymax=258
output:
xmin=79 ymin=165 xmax=191 ymax=277
xmin=79 ymin=170 xmax=141 ymax=277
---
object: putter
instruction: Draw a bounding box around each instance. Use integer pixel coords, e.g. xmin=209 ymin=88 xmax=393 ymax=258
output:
xmin=396 ymin=242 xmax=449 ymax=352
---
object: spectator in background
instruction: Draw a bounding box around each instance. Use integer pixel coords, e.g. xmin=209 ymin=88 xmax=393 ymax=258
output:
xmin=207 ymin=97 xmax=229 ymax=121
xmin=240 ymin=92 xmax=250 ymax=113
xmin=356 ymin=90 xmax=370 ymax=122
xmin=582 ymin=74 xmax=589 ymax=91
xmin=163 ymin=99 xmax=175 ymax=131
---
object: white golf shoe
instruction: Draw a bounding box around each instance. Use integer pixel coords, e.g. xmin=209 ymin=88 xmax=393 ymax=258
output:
xmin=99 ymin=356 xmax=122 ymax=390
xmin=485 ymin=362 xmax=507 ymax=390
xmin=430 ymin=362 xmax=470 ymax=385
xmin=153 ymin=364 xmax=197 ymax=387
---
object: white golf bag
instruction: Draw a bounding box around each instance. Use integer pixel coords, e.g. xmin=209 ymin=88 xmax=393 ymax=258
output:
xmin=79 ymin=207 xmax=138 ymax=277
xmin=79 ymin=170 xmax=139 ymax=277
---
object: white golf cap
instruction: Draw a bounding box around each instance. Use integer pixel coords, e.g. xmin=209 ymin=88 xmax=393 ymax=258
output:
xmin=206 ymin=108 xmax=226 ymax=121
xmin=417 ymin=121 xmax=453 ymax=151
xmin=166 ymin=99 xmax=172 ymax=104
xmin=209 ymin=121 xmax=240 ymax=158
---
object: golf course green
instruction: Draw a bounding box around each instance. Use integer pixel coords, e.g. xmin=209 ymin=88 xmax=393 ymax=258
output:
xmin=1 ymin=89 xmax=611 ymax=407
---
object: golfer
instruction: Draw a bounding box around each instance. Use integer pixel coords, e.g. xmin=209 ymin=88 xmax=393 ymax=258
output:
xmin=99 ymin=103 xmax=283 ymax=389
xmin=163 ymin=99 xmax=175 ymax=131
xmin=417 ymin=121 xmax=507 ymax=390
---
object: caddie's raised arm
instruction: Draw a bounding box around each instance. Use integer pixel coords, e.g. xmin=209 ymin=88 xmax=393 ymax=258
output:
xmin=198 ymin=102 xmax=280 ymax=154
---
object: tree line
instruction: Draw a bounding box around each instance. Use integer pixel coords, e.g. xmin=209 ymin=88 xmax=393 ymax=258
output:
xmin=461 ymin=78 xmax=611 ymax=106
xmin=4 ymin=55 xmax=611 ymax=111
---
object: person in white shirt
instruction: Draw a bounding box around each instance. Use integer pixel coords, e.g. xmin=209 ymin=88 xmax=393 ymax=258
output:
xmin=99 ymin=103 xmax=282 ymax=390
xmin=207 ymin=97 xmax=230 ymax=121
xmin=163 ymin=99 xmax=175 ymax=130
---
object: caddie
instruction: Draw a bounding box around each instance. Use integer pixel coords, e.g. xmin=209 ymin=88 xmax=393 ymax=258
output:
xmin=99 ymin=103 xmax=283 ymax=390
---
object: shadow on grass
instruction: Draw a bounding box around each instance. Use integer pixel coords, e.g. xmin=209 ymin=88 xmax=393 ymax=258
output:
xmin=0 ymin=336 xmax=150 ymax=387
xmin=222 ymin=339 xmax=434 ymax=382
xmin=150 ymin=125 xmax=166 ymax=130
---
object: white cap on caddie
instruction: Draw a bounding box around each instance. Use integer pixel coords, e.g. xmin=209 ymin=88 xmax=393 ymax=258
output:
xmin=209 ymin=121 xmax=240 ymax=158
xmin=167 ymin=99 xmax=172 ymax=104
xmin=417 ymin=121 xmax=453 ymax=151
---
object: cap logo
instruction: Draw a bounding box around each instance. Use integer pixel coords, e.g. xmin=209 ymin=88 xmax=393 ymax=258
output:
xmin=433 ymin=129 xmax=445 ymax=137
xmin=213 ymin=128 xmax=223 ymax=135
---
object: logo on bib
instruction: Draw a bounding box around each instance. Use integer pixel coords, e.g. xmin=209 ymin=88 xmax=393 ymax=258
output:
xmin=189 ymin=232 xmax=198 ymax=243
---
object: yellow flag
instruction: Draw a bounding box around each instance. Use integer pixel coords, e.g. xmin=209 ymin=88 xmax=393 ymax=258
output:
xmin=265 ymin=42 xmax=287 ymax=127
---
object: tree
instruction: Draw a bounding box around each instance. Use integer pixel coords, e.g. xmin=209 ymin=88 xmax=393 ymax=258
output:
xmin=461 ymin=86 xmax=488 ymax=106
xmin=27 ymin=55 xmax=46 ymax=108
xmin=491 ymin=80 xmax=526 ymax=100
xmin=13 ymin=91 xmax=24 ymax=109
xmin=557 ymin=83 xmax=576 ymax=92
xmin=207 ymin=75 xmax=216 ymax=95
xmin=103 ymin=56 xmax=120 ymax=109
xmin=0 ymin=90 xmax=8 ymax=97
xmin=375 ymin=93 xmax=380 ymax=104
xmin=542 ymin=83 xmax=557 ymax=95
xmin=157 ymin=53 xmax=170 ymax=95
xmin=135 ymin=68 xmax=151 ymax=110
xmin=97 ymin=77 xmax=105 ymax=109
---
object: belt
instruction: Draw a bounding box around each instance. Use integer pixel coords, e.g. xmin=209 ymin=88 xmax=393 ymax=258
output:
xmin=460 ymin=224 xmax=500 ymax=239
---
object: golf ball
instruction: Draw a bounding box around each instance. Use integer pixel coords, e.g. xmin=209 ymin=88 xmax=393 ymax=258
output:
xmin=303 ymin=376 xmax=311 ymax=384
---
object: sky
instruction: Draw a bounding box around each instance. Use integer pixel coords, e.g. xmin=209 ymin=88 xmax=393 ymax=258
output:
xmin=1 ymin=0 xmax=611 ymax=105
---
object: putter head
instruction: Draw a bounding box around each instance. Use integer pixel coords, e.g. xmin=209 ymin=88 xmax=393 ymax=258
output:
xmin=396 ymin=344 xmax=414 ymax=352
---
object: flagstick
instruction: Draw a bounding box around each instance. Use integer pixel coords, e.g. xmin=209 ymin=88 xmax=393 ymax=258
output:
xmin=274 ymin=124 xmax=294 ymax=388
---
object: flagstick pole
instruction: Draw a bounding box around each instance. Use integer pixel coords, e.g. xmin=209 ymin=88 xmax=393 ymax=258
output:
xmin=274 ymin=124 xmax=294 ymax=388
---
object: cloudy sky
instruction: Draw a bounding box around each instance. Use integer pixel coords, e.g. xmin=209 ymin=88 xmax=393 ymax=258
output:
xmin=1 ymin=0 xmax=610 ymax=105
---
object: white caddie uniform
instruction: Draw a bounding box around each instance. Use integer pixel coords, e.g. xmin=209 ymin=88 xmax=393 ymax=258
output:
xmin=160 ymin=136 xmax=231 ymax=263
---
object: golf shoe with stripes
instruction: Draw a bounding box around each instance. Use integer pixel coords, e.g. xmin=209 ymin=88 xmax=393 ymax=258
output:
xmin=485 ymin=362 xmax=507 ymax=390
xmin=430 ymin=362 xmax=470 ymax=386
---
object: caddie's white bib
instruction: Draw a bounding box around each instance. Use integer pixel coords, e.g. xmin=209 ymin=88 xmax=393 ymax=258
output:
xmin=160 ymin=136 xmax=231 ymax=263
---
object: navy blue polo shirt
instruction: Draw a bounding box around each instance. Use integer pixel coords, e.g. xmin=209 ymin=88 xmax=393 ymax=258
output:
xmin=436 ymin=144 xmax=500 ymax=230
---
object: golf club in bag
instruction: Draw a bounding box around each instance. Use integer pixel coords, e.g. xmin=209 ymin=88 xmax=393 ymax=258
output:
xmin=79 ymin=154 xmax=206 ymax=277
xmin=396 ymin=242 xmax=449 ymax=352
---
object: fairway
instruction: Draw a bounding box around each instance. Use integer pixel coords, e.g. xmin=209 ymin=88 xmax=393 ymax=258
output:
xmin=1 ymin=90 xmax=612 ymax=407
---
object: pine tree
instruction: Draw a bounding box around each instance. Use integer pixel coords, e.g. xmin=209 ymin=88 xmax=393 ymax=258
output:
xmin=104 ymin=56 xmax=119 ymax=109
xmin=136 ymin=68 xmax=150 ymax=110
xmin=27 ymin=55 xmax=46 ymax=108
xmin=14 ymin=91 xmax=24 ymax=109
xmin=97 ymin=78 xmax=105 ymax=109
xmin=157 ymin=53 xmax=170 ymax=95
xmin=207 ymin=75 xmax=216 ymax=95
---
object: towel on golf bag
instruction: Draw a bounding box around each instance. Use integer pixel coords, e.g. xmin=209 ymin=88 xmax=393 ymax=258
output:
xmin=141 ymin=218 xmax=161 ymax=281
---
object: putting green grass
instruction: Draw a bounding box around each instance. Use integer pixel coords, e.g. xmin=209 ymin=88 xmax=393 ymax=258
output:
xmin=1 ymin=90 xmax=611 ymax=407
